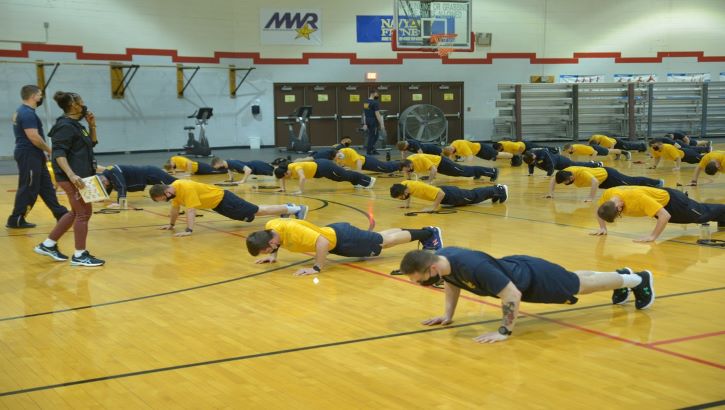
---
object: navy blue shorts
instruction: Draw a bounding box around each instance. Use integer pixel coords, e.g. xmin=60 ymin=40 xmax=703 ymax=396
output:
xmin=505 ymin=256 xmax=580 ymax=304
xmin=213 ymin=190 xmax=259 ymax=222
xmin=328 ymin=222 xmax=383 ymax=257
xmin=591 ymin=145 xmax=609 ymax=156
xmin=475 ymin=143 xmax=498 ymax=161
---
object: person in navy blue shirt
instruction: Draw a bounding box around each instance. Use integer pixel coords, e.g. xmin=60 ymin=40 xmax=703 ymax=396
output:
xmin=396 ymin=139 xmax=443 ymax=159
xmin=523 ymin=148 xmax=602 ymax=176
xmin=99 ymin=164 xmax=177 ymax=205
xmin=7 ymin=85 xmax=68 ymax=229
xmin=362 ymin=90 xmax=385 ymax=155
xmin=210 ymin=157 xmax=274 ymax=184
xmin=399 ymin=247 xmax=655 ymax=343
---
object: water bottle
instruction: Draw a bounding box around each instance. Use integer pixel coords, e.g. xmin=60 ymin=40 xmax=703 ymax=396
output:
xmin=700 ymin=223 xmax=711 ymax=241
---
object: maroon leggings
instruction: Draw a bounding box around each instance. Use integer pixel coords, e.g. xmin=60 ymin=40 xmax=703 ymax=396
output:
xmin=49 ymin=181 xmax=92 ymax=250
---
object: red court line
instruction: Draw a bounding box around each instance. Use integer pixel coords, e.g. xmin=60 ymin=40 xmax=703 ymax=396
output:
xmin=648 ymin=330 xmax=725 ymax=347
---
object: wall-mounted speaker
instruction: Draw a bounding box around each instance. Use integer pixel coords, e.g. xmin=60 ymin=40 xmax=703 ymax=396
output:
xmin=252 ymin=104 xmax=260 ymax=115
xmin=476 ymin=32 xmax=492 ymax=47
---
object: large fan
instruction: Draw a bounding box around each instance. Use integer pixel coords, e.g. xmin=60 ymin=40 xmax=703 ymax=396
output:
xmin=398 ymin=104 xmax=448 ymax=143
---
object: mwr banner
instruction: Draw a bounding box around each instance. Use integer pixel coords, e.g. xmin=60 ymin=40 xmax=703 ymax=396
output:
xmin=614 ymin=74 xmax=658 ymax=83
xmin=356 ymin=15 xmax=453 ymax=43
xmin=261 ymin=9 xmax=322 ymax=45
xmin=666 ymin=72 xmax=711 ymax=82
xmin=558 ymin=74 xmax=606 ymax=83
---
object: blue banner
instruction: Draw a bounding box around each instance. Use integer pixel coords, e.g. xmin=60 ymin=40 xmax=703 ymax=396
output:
xmin=356 ymin=15 xmax=454 ymax=43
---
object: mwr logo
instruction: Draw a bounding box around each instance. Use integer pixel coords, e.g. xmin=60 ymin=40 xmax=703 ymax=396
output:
xmin=264 ymin=12 xmax=318 ymax=30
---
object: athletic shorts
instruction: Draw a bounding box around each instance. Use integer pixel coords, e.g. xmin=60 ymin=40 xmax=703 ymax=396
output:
xmin=328 ymin=222 xmax=384 ymax=258
xmin=505 ymin=256 xmax=580 ymax=304
xmin=213 ymin=190 xmax=259 ymax=222
xmin=591 ymin=145 xmax=609 ymax=156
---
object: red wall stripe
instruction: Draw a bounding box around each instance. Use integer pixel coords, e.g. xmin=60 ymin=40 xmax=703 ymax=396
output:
xmin=2 ymin=43 xmax=725 ymax=65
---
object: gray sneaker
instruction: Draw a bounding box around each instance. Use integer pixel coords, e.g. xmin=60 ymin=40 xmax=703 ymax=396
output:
xmin=34 ymin=243 xmax=69 ymax=261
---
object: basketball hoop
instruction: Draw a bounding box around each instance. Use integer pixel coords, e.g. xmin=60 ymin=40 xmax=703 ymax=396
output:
xmin=429 ymin=33 xmax=457 ymax=58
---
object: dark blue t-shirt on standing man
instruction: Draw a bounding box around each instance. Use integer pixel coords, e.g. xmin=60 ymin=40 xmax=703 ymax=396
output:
xmin=13 ymin=104 xmax=45 ymax=153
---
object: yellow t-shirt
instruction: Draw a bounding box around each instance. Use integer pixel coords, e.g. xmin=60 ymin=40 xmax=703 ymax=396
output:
xmin=265 ymin=218 xmax=337 ymax=253
xmin=499 ymin=141 xmax=525 ymax=154
xmin=651 ymin=144 xmax=684 ymax=161
xmin=588 ymin=134 xmax=617 ymax=148
xmin=598 ymin=186 xmax=670 ymax=217
xmin=170 ymin=180 xmax=224 ymax=209
xmin=565 ymin=166 xmax=608 ymax=187
xmin=170 ymin=156 xmax=198 ymax=173
xmin=451 ymin=140 xmax=481 ymax=157
xmin=336 ymin=148 xmax=366 ymax=168
xmin=408 ymin=153 xmax=442 ymax=173
xmin=401 ymin=180 xmax=442 ymax=201
xmin=570 ymin=144 xmax=596 ymax=156
xmin=288 ymin=162 xmax=318 ymax=178
xmin=697 ymin=151 xmax=724 ymax=172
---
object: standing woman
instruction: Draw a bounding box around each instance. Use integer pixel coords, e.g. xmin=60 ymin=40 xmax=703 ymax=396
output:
xmin=34 ymin=91 xmax=104 ymax=266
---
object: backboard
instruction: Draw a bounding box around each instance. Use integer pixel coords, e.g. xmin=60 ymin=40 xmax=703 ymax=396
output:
xmin=392 ymin=0 xmax=473 ymax=53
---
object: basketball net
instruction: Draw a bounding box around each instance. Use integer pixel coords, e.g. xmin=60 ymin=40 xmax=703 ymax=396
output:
xmin=429 ymin=33 xmax=458 ymax=58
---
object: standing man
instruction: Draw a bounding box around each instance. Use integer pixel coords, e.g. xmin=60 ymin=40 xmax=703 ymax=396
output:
xmin=362 ymin=90 xmax=385 ymax=155
xmin=7 ymin=85 xmax=68 ymax=228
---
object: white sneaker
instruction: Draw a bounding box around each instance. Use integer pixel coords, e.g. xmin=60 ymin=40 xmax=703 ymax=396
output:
xmin=365 ymin=177 xmax=376 ymax=189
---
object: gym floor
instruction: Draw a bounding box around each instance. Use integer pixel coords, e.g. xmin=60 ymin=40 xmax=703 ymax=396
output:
xmin=0 ymin=145 xmax=723 ymax=408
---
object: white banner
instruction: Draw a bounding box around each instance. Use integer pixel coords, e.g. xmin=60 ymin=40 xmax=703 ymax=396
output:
xmin=613 ymin=74 xmax=658 ymax=83
xmin=260 ymin=9 xmax=322 ymax=45
xmin=666 ymin=72 xmax=711 ymax=82
xmin=558 ymin=74 xmax=606 ymax=83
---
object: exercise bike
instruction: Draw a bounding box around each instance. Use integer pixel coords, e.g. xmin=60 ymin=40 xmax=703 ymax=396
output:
xmin=181 ymin=107 xmax=213 ymax=157
xmin=283 ymin=106 xmax=312 ymax=153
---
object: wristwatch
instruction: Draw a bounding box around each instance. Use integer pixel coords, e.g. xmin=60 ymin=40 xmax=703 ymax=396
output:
xmin=497 ymin=326 xmax=512 ymax=336
xmin=185 ymin=227 xmax=193 ymax=233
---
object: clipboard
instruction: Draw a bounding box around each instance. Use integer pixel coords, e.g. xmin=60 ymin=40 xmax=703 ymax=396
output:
xmin=79 ymin=175 xmax=110 ymax=203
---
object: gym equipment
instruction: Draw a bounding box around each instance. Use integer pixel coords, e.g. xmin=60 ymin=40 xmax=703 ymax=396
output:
xmin=181 ymin=107 xmax=213 ymax=157
xmin=404 ymin=210 xmax=458 ymax=216
xmin=285 ymin=106 xmax=313 ymax=153
xmin=398 ymin=104 xmax=448 ymax=144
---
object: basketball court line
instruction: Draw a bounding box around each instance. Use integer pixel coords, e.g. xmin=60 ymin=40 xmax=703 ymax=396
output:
xmin=678 ymin=399 xmax=725 ymax=410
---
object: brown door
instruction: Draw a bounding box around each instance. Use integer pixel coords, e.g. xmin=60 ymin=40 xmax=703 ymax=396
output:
xmin=274 ymin=84 xmax=305 ymax=147
xmin=431 ymin=83 xmax=463 ymax=141
xmin=338 ymin=84 xmax=367 ymax=147
xmin=305 ymin=85 xmax=338 ymax=146
xmin=372 ymin=84 xmax=400 ymax=144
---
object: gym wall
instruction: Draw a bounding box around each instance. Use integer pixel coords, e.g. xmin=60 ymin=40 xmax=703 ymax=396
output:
xmin=1 ymin=0 xmax=724 ymax=155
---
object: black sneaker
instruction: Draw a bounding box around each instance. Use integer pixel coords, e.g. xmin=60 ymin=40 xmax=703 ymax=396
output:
xmin=496 ymin=184 xmax=509 ymax=203
xmin=489 ymin=168 xmax=499 ymax=182
xmin=6 ymin=216 xmax=36 ymax=229
xmin=34 ymin=243 xmax=69 ymax=261
xmin=632 ymin=270 xmax=655 ymax=310
xmin=71 ymin=251 xmax=105 ymax=267
xmin=611 ymin=267 xmax=633 ymax=305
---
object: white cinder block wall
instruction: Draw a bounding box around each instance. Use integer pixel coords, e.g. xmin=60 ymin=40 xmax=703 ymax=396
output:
xmin=1 ymin=0 xmax=724 ymax=155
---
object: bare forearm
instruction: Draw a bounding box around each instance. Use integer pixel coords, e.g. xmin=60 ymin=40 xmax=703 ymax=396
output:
xmin=443 ymin=284 xmax=461 ymax=319
xmin=169 ymin=206 xmax=180 ymax=225
xmin=55 ymin=156 xmax=76 ymax=178
xmin=186 ymin=208 xmax=196 ymax=230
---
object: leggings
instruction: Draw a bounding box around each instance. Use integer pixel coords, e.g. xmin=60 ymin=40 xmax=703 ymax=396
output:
xmin=662 ymin=188 xmax=725 ymax=224
xmin=599 ymin=168 xmax=661 ymax=189
xmin=437 ymin=157 xmax=496 ymax=179
xmin=362 ymin=156 xmax=401 ymax=173
xmin=315 ymin=159 xmax=372 ymax=186
xmin=49 ymin=181 xmax=93 ymax=250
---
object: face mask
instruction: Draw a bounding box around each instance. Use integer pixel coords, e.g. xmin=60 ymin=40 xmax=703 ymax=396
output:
xmin=35 ymin=96 xmax=44 ymax=107
xmin=373 ymin=95 xmax=380 ymax=100
xmin=80 ymin=105 xmax=88 ymax=118
xmin=419 ymin=273 xmax=441 ymax=287
xmin=343 ymin=141 xmax=351 ymax=147
xmin=653 ymin=146 xmax=660 ymax=151
xmin=165 ymin=193 xmax=176 ymax=202
xmin=403 ymin=193 xmax=411 ymax=200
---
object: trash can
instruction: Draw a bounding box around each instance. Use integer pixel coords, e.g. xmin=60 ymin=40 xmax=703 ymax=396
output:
xmin=249 ymin=136 xmax=261 ymax=150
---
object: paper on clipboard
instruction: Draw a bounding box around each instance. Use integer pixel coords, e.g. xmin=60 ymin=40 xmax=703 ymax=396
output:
xmin=79 ymin=175 xmax=110 ymax=203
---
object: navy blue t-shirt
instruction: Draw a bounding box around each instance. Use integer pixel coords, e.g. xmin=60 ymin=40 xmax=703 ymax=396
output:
xmin=363 ymin=98 xmax=380 ymax=128
xmin=437 ymin=247 xmax=534 ymax=298
xmin=13 ymin=104 xmax=45 ymax=153
xmin=226 ymin=159 xmax=274 ymax=176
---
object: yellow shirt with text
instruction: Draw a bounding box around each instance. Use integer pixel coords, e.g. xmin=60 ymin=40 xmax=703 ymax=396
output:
xmin=265 ymin=218 xmax=337 ymax=253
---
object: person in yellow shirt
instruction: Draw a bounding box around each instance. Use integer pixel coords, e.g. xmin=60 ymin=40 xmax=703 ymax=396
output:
xmin=401 ymin=153 xmax=498 ymax=182
xmin=588 ymin=134 xmax=646 ymax=152
xmin=245 ymin=219 xmax=443 ymax=276
xmin=396 ymin=139 xmax=443 ymax=159
xmin=689 ymin=151 xmax=724 ymax=185
xmin=563 ymin=143 xmax=630 ymax=160
xmin=163 ymin=155 xmax=224 ymax=175
xmin=549 ymin=166 xmax=663 ymax=202
xmin=149 ymin=180 xmax=308 ymax=237
xmin=274 ymin=159 xmax=375 ymax=194
xmin=335 ymin=147 xmax=401 ymax=173
xmin=593 ymin=186 xmax=725 ymax=242
xmin=442 ymin=139 xmax=513 ymax=162
xmin=648 ymin=141 xmax=703 ymax=170
xmin=390 ymin=180 xmax=508 ymax=212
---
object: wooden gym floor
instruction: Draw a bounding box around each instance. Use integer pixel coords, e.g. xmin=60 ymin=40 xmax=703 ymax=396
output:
xmin=0 ymin=148 xmax=723 ymax=408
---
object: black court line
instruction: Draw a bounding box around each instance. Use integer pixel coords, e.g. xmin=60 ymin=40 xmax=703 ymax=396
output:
xmin=679 ymin=400 xmax=725 ymax=410
xmin=0 ymin=259 xmax=312 ymax=323
xmin=0 ymin=318 xmax=501 ymax=397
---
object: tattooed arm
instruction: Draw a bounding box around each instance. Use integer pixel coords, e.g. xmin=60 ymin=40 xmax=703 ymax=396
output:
xmin=473 ymin=281 xmax=522 ymax=344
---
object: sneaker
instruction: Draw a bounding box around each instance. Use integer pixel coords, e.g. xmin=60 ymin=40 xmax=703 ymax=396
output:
xmin=494 ymin=184 xmax=509 ymax=204
xmin=34 ymin=243 xmax=69 ymax=261
xmin=657 ymin=179 xmax=665 ymax=188
xmin=365 ymin=177 xmax=376 ymax=189
xmin=632 ymin=270 xmax=655 ymax=310
xmin=6 ymin=216 xmax=36 ymax=229
xmin=420 ymin=226 xmax=444 ymax=251
xmin=611 ymin=267 xmax=633 ymax=305
xmin=489 ymin=168 xmax=499 ymax=182
xmin=623 ymin=151 xmax=632 ymax=160
xmin=294 ymin=204 xmax=309 ymax=220
xmin=390 ymin=269 xmax=403 ymax=276
xmin=70 ymin=251 xmax=105 ymax=267
xmin=596 ymin=161 xmax=604 ymax=167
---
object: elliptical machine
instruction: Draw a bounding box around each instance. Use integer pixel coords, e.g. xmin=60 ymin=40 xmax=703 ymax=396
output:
xmin=285 ymin=106 xmax=312 ymax=153
xmin=182 ymin=107 xmax=213 ymax=157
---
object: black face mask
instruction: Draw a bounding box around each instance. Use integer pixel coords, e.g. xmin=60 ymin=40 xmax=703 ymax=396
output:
xmin=373 ymin=95 xmax=380 ymax=100
xmin=36 ymin=97 xmax=44 ymax=107
xmin=419 ymin=273 xmax=441 ymax=287
xmin=343 ymin=141 xmax=351 ymax=147
xmin=80 ymin=105 xmax=88 ymax=118
xmin=402 ymin=193 xmax=411 ymax=200
xmin=652 ymin=146 xmax=660 ymax=151
xmin=165 ymin=193 xmax=176 ymax=202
